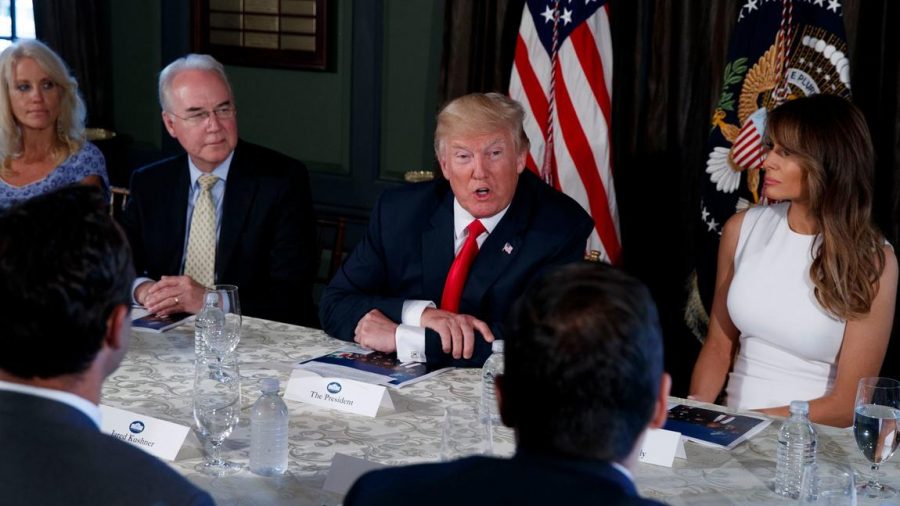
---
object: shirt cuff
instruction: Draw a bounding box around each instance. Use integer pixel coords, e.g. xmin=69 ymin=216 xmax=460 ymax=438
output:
xmin=395 ymin=324 xmax=427 ymax=363
xmin=131 ymin=277 xmax=154 ymax=306
xmin=401 ymin=299 xmax=436 ymax=327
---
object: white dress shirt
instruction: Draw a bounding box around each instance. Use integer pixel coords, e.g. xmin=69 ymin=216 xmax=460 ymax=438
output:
xmin=395 ymin=199 xmax=510 ymax=362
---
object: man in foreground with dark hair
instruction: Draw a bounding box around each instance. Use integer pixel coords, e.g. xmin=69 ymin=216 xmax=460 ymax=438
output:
xmin=346 ymin=262 xmax=670 ymax=505
xmin=0 ymin=186 xmax=213 ymax=505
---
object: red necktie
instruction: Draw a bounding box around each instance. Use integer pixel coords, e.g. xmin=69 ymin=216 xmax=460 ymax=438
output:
xmin=440 ymin=220 xmax=487 ymax=313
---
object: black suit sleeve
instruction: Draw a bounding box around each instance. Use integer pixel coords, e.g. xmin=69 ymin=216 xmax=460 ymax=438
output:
xmin=119 ymin=169 xmax=149 ymax=279
xmin=319 ymin=195 xmax=408 ymax=340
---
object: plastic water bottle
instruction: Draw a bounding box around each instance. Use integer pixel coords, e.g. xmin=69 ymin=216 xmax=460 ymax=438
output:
xmin=480 ymin=340 xmax=504 ymax=425
xmin=250 ymin=378 xmax=289 ymax=476
xmin=194 ymin=292 xmax=224 ymax=359
xmin=774 ymin=400 xmax=817 ymax=498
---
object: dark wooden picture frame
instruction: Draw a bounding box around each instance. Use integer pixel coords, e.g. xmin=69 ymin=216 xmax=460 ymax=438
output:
xmin=191 ymin=0 xmax=329 ymax=70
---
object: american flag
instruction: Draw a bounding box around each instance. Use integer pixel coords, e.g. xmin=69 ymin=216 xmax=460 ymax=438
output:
xmin=509 ymin=0 xmax=620 ymax=264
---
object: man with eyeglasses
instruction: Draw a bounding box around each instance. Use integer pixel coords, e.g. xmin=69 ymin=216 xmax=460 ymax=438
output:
xmin=121 ymin=54 xmax=317 ymax=326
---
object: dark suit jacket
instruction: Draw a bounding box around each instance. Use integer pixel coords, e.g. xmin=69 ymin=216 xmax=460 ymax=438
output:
xmin=319 ymin=170 xmax=593 ymax=367
xmin=122 ymin=140 xmax=317 ymax=326
xmin=0 ymin=391 xmax=213 ymax=506
xmin=345 ymin=453 xmax=667 ymax=506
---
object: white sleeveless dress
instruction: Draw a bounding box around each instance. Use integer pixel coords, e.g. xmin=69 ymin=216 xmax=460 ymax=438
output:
xmin=725 ymin=202 xmax=846 ymax=410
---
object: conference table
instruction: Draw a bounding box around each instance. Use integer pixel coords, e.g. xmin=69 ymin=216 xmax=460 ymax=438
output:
xmin=102 ymin=316 xmax=900 ymax=505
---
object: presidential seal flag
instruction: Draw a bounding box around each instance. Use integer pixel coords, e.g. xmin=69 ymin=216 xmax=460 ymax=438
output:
xmin=690 ymin=0 xmax=851 ymax=332
xmin=509 ymin=0 xmax=620 ymax=264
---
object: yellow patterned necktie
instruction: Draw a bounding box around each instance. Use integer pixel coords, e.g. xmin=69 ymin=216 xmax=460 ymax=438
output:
xmin=184 ymin=174 xmax=218 ymax=287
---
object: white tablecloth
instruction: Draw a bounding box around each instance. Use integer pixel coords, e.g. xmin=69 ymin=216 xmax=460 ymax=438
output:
xmin=103 ymin=317 xmax=900 ymax=505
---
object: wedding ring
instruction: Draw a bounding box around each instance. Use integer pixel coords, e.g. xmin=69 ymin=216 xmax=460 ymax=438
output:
xmin=174 ymin=297 xmax=180 ymax=305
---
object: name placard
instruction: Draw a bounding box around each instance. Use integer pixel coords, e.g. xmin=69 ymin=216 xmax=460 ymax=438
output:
xmin=638 ymin=428 xmax=685 ymax=467
xmin=99 ymin=404 xmax=190 ymax=461
xmin=284 ymin=368 xmax=394 ymax=417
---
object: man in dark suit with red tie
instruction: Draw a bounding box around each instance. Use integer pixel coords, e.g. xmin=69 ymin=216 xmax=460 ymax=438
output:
xmin=346 ymin=262 xmax=671 ymax=505
xmin=319 ymin=93 xmax=593 ymax=367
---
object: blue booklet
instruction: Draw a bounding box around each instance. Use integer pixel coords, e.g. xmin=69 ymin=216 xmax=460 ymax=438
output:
xmin=664 ymin=404 xmax=771 ymax=450
xmin=297 ymin=346 xmax=450 ymax=388
xmin=132 ymin=312 xmax=193 ymax=333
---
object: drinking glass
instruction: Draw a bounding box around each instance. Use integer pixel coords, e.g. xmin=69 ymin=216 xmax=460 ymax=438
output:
xmin=799 ymin=461 xmax=857 ymax=505
xmin=206 ymin=285 xmax=241 ymax=358
xmin=193 ymin=354 xmax=242 ymax=476
xmin=853 ymin=376 xmax=900 ymax=498
xmin=440 ymin=404 xmax=490 ymax=461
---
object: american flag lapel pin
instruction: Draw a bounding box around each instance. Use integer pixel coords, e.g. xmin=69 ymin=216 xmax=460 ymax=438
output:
xmin=502 ymin=242 xmax=514 ymax=255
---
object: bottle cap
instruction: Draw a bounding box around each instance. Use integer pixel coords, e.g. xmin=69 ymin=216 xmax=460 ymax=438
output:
xmin=492 ymin=340 xmax=504 ymax=353
xmin=204 ymin=292 xmax=219 ymax=305
xmin=789 ymin=400 xmax=809 ymax=415
xmin=260 ymin=378 xmax=279 ymax=394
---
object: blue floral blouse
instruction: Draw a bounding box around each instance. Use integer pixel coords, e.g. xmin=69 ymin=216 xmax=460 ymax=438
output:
xmin=0 ymin=141 xmax=109 ymax=211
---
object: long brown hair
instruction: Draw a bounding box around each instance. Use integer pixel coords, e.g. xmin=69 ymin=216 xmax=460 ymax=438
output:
xmin=766 ymin=94 xmax=885 ymax=320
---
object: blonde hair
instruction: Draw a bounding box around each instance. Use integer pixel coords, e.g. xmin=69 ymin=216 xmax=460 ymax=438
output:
xmin=766 ymin=94 xmax=885 ymax=319
xmin=0 ymin=39 xmax=85 ymax=162
xmin=434 ymin=92 xmax=529 ymax=158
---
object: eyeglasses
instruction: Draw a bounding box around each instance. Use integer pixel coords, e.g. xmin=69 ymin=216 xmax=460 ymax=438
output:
xmin=167 ymin=105 xmax=236 ymax=125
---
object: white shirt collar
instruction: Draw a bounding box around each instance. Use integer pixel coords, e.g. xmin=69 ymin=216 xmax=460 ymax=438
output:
xmin=188 ymin=150 xmax=234 ymax=187
xmin=452 ymin=199 xmax=511 ymax=241
xmin=0 ymin=380 xmax=101 ymax=428
xmin=611 ymin=461 xmax=635 ymax=484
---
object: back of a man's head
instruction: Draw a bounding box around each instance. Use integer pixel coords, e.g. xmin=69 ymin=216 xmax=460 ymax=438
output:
xmin=0 ymin=186 xmax=135 ymax=379
xmin=503 ymin=262 xmax=664 ymax=462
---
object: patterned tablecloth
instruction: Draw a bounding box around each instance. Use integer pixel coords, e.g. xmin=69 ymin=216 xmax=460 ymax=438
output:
xmin=103 ymin=317 xmax=900 ymax=505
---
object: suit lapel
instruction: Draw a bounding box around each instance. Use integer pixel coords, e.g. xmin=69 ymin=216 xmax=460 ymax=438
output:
xmin=164 ymin=162 xmax=190 ymax=275
xmin=421 ymin=191 xmax=455 ymax=304
xmin=216 ymin=143 xmax=256 ymax=280
xmin=459 ymin=176 xmax=534 ymax=312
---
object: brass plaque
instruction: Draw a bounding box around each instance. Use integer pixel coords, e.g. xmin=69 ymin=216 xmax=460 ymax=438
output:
xmin=245 ymin=32 xmax=279 ymax=48
xmin=281 ymin=17 xmax=315 ymax=34
xmin=245 ymin=14 xmax=278 ymax=31
xmin=281 ymin=0 xmax=316 ymax=16
xmin=210 ymin=13 xmax=242 ymax=29
xmin=210 ymin=0 xmax=242 ymax=12
xmin=280 ymin=34 xmax=315 ymax=51
xmin=210 ymin=30 xmax=243 ymax=47
xmin=244 ymin=0 xmax=278 ymax=14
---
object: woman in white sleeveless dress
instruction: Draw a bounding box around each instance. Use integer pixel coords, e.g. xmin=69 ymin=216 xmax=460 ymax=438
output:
xmin=689 ymin=95 xmax=897 ymax=427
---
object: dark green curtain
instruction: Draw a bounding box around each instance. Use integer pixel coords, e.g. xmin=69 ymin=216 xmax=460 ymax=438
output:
xmin=34 ymin=0 xmax=111 ymax=128
xmin=440 ymin=0 xmax=900 ymax=392
xmin=438 ymin=0 xmax=524 ymax=103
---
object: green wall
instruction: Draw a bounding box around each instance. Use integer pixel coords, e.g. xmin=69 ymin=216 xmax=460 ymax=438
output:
xmin=380 ymin=0 xmax=445 ymax=180
xmin=109 ymin=1 xmax=162 ymax=149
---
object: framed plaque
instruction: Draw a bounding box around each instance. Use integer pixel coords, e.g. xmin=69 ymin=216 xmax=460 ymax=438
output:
xmin=192 ymin=0 xmax=329 ymax=70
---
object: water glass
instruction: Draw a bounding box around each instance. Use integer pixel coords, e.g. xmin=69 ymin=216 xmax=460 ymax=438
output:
xmin=799 ymin=461 xmax=857 ymax=505
xmin=193 ymin=354 xmax=242 ymax=476
xmin=206 ymin=284 xmax=241 ymax=358
xmin=853 ymin=376 xmax=900 ymax=498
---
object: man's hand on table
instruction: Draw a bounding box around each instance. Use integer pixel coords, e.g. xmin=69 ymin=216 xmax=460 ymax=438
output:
xmin=420 ymin=308 xmax=494 ymax=359
xmin=354 ymin=309 xmax=399 ymax=353
xmin=139 ymin=275 xmax=207 ymax=316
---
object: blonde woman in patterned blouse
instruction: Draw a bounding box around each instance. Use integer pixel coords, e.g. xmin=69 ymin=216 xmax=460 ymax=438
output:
xmin=0 ymin=39 xmax=107 ymax=210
